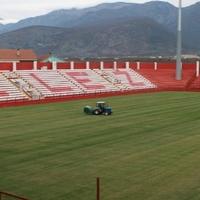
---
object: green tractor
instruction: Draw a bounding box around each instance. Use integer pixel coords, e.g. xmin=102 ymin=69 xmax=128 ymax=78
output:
xmin=84 ymin=101 xmax=112 ymax=116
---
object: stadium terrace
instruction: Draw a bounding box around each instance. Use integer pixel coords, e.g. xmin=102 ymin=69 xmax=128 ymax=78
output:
xmin=0 ymin=49 xmax=200 ymax=107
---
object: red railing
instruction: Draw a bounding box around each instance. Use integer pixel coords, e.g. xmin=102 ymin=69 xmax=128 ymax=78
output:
xmin=0 ymin=191 xmax=29 ymax=200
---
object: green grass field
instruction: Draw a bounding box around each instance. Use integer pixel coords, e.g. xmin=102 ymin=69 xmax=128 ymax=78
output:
xmin=1 ymin=92 xmax=200 ymax=200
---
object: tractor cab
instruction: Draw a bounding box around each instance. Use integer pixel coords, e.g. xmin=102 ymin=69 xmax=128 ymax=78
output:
xmin=96 ymin=101 xmax=107 ymax=109
xmin=84 ymin=101 xmax=112 ymax=116
xmin=96 ymin=101 xmax=112 ymax=115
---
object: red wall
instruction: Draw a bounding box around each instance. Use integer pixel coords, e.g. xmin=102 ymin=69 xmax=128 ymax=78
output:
xmin=104 ymin=61 xmax=113 ymax=69
xmin=157 ymin=62 xmax=176 ymax=69
xmin=117 ymin=61 xmax=126 ymax=69
xmin=57 ymin=62 xmax=70 ymax=69
xmin=90 ymin=61 xmax=100 ymax=69
xmin=37 ymin=62 xmax=52 ymax=70
xmin=0 ymin=63 xmax=13 ymax=71
xmin=17 ymin=62 xmax=33 ymax=70
xmin=74 ymin=62 xmax=86 ymax=69
xmin=140 ymin=62 xmax=154 ymax=69
xmin=182 ymin=63 xmax=196 ymax=70
xmin=0 ymin=61 xmax=198 ymax=71
xmin=129 ymin=62 xmax=137 ymax=69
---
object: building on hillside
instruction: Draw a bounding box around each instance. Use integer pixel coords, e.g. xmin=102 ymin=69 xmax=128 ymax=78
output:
xmin=37 ymin=53 xmax=64 ymax=70
xmin=38 ymin=53 xmax=64 ymax=63
xmin=0 ymin=49 xmax=37 ymax=71
xmin=0 ymin=49 xmax=37 ymax=62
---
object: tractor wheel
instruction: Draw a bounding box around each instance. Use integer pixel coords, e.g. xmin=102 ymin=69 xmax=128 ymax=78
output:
xmin=93 ymin=109 xmax=100 ymax=115
xmin=104 ymin=112 xmax=110 ymax=116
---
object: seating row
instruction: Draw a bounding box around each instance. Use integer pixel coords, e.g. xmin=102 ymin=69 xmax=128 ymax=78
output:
xmin=0 ymin=69 xmax=157 ymax=101
xmin=0 ymin=74 xmax=28 ymax=101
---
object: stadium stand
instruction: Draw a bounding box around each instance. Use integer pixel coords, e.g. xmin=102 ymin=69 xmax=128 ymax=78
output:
xmin=16 ymin=70 xmax=84 ymax=97
xmin=3 ymin=72 xmax=42 ymax=100
xmin=0 ymin=73 xmax=28 ymax=101
xmin=0 ymin=68 xmax=156 ymax=100
xmin=62 ymin=69 xmax=120 ymax=93
xmin=0 ymin=60 xmax=200 ymax=106
xmin=94 ymin=69 xmax=156 ymax=90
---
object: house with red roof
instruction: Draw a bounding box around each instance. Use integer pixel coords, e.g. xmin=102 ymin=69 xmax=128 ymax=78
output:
xmin=0 ymin=49 xmax=37 ymax=62
xmin=0 ymin=49 xmax=37 ymax=71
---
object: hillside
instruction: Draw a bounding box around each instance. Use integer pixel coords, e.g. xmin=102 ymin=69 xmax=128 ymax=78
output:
xmin=0 ymin=1 xmax=200 ymax=56
xmin=0 ymin=2 xmax=177 ymax=34
xmin=0 ymin=18 xmax=177 ymax=57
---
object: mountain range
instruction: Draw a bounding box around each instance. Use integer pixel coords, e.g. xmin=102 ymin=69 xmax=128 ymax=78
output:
xmin=0 ymin=1 xmax=199 ymax=57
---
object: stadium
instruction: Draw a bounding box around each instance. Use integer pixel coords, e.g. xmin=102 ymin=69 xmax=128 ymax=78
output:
xmin=0 ymin=51 xmax=200 ymax=200
xmin=0 ymin=50 xmax=200 ymax=106
xmin=1 ymin=0 xmax=200 ymax=200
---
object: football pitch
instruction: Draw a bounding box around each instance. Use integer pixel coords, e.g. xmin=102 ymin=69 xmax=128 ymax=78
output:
xmin=1 ymin=92 xmax=200 ymax=200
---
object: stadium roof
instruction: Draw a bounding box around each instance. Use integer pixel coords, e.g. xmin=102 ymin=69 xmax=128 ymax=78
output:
xmin=0 ymin=49 xmax=37 ymax=61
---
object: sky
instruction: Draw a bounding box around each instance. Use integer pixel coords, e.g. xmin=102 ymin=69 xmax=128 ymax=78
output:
xmin=0 ymin=0 xmax=199 ymax=24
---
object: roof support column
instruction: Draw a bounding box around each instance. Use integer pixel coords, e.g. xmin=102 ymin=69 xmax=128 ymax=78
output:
xmin=196 ymin=61 xmax=200 ymax=77
xmin=126 ymin=61 xmax=130 ymax=69
xmin=70 ymin=61 xmax=74 ymax=70
xmin=52 ymin=61 xmax=57 ymax=70
xmin=33 ymin=61 xmax=37 ymax=70
xmin=137 ymin=62 xmax=140 ymax=70
xmin=12 ymin=62 xmax=17 ymax=71
xmin=100 ymin=61 xmax=104 ymax=70
xmin=154 ymin=62 xmax=158 ymax=71
xmin=86 ymin=61 xmax=90 ymax=69
xmin=113 ymin=61 xmax=117 ymax=70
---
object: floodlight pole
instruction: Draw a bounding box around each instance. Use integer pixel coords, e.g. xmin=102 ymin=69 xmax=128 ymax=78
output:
xmin=176 ymin=0 xmax=182 ymax=80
